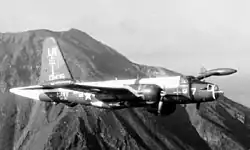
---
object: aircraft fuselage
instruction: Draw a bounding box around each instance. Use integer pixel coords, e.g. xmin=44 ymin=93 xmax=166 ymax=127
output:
xmin=8 ymin=37 xmax=235 ymax=116
xmin=10 ymin=75 xmax=223 ymax=109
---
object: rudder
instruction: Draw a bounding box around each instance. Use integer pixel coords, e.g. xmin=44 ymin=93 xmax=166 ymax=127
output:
xmin=39 ymin=37 xmax=73 ymax=84
xmin=200 ymin=66 xmax=207 ymax=75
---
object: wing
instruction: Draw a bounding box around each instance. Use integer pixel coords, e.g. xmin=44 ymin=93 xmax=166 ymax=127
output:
xmin=25 ymin=82 xmax=141 ymax=98
xmin=69 ymin=83 xmax=142 ymax=97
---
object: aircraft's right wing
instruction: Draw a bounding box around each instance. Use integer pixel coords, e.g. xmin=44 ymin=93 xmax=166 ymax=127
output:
xmin=67 ymin=83 xmax=143 ymax=98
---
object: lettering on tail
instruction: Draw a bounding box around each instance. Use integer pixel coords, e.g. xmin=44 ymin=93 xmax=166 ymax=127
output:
xmin=48 ymin=46 xmax=65 ymax=81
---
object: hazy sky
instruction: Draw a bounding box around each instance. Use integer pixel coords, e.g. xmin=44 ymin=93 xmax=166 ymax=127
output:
xmin=0 ymin=0 xmax=249 ymax=106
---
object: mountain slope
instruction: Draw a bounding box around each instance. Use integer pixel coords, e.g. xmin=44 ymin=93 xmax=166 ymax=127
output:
xmin=0 ymin=28 xmax=249 ymax=150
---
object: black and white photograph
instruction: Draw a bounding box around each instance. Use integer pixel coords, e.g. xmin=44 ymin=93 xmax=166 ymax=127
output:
xmin=0 ymin=0 xmax=248 ymax=150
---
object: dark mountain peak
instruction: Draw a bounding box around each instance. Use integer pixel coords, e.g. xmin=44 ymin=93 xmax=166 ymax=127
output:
xmin=66 ymin=28 xmax=92 ymax=38
xmin=0 ymin=29 xmax=249 ymax=150
xmin=0 ymin=31 xmax=31 ymax=44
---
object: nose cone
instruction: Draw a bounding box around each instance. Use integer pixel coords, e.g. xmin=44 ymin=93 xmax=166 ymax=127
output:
xmin=214 ymin=91 xmax=223 ymax=99
xmin=191 ymin=82 xmax=224 ymax=102
xmin=214 ymin=85 xmax=224 ymax=100
xmin=9 ymin=87 xmax=41 ymax=101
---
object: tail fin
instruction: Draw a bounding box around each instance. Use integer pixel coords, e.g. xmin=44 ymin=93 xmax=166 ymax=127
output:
xmin=200 ymin=66 xmax=207 ymax=75
xmin=198 ymin=66 xmax=207 ymax=81
xmin=39 ymin=37 xmax=73 ymax=84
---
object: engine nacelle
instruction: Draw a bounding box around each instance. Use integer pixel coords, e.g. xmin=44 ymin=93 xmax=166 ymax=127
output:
xmin=147 ymin=103 xmax=176 ymax=116
xmin=39 ymin=92 xmax=78 ymax=107
xmin=160 ymin=103 xmax=176 ymax=115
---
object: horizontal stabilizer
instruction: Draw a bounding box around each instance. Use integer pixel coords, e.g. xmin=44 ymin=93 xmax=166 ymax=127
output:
xmin=196 ymin=68 xmax=237 ymax=80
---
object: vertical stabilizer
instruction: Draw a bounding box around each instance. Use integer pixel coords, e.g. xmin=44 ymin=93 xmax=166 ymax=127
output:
xmin=199 ymin=66 xmax=207 ymax=81
xmin=39 ymin=37 xmax=73 ymax=84
xmin=200 ymin=66 xmax=207 ymax=75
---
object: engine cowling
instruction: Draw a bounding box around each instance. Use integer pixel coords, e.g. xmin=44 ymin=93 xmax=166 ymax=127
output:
xmin=160 ymin=103 xmax=176 ymax=115
xmin=147 ymin=103 xmax=176 ymax=116
xmin=132 ymin=84 xmax=176 ymax=115
xmin=39 ymin=92 xmax=78 ymax=107
xmin=131 ymin=84 xmax=176 ymax=115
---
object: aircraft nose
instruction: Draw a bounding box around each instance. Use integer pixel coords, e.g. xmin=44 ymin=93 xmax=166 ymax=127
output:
xmin=213 ymin=85 xmax=224 ymax=100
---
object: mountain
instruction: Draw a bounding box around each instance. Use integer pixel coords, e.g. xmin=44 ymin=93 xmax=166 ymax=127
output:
xmin=0 ymin=28 xmax=249 ymax=150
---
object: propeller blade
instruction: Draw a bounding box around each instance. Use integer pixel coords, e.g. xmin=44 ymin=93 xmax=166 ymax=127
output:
xmin=157 ymin=99 xmax=163 ymax=115
xmin=157 ymin=90 xmax=167 ymax=115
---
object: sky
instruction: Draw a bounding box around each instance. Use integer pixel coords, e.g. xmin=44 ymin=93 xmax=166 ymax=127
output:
xmin=0 ymin=0 xmax=249 ymax=106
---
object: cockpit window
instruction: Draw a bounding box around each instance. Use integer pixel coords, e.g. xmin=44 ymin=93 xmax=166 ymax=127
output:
xmin=200 ymin=84 xmax=214 ymax=90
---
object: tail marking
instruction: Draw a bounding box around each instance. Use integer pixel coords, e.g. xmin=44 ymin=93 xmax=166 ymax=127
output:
xmin=39 ymin=37 xmax=73 ymax=84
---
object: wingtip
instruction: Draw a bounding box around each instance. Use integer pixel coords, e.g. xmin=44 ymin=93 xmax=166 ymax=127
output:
xmin=8 ymin=86 xmax=41 ymax=101
xmin=9 ymin=87 xmax=17 ymax=94
xmin=9 ymin=87 xmax=23 ymax=95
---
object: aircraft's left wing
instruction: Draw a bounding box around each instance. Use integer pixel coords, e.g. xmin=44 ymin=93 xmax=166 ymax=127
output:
xmin=24 ymin=82 xmax=142 ymax=97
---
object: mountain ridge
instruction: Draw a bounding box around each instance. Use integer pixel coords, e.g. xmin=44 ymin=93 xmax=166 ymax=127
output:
xmin=0 ymin=28 xmax=249 ymax=150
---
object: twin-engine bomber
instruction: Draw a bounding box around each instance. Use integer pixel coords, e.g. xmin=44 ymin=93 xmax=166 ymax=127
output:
xmin=9 ymin=37 xmax=237 ymax=115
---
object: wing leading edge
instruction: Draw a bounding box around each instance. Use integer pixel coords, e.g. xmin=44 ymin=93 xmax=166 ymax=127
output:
xmin=72 ymin=83 xmax=142 ymax=97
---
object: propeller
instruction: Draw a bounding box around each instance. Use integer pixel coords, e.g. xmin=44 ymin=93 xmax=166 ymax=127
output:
xmin=135 ymin=74 xmax=142 ymax=84
xmin=157 ymin=90 xmax=167 ymax=115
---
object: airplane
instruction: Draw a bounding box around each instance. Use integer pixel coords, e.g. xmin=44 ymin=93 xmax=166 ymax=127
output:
xmin=9 ymin=37 xmax=237 ymax=116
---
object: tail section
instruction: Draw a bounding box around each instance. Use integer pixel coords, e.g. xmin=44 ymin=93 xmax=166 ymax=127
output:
xmin=198 ymin=66 xmax=207 ymax=81
xmin=199 ymin=66 xmax=207 ymax=75
xmin=39 ymin=37 xmax=73 ymax=84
